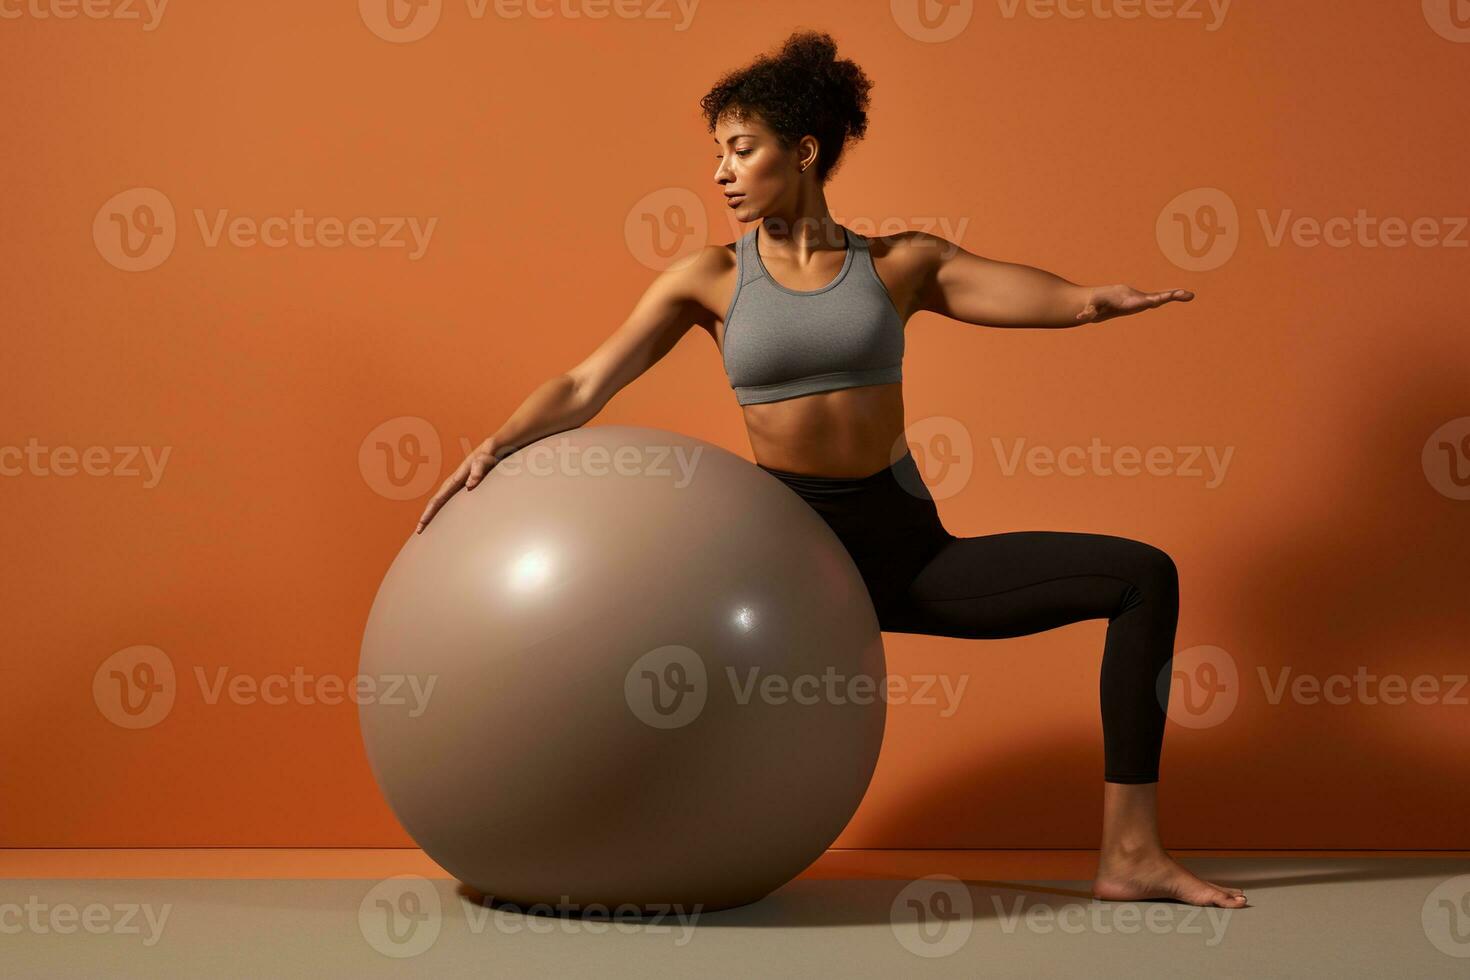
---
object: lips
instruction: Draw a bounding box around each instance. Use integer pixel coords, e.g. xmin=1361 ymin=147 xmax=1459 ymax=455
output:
xmin=725 ymin=194 xmax=745 ymax=205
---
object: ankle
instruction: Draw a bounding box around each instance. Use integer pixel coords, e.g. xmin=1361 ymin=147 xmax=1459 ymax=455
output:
xmin=1100 ymin=838 xmax=1165 ymax=862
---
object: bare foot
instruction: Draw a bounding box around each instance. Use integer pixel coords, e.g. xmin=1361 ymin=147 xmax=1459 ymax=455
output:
xmin=1092 ymin=848 xmax=1248 ymax=907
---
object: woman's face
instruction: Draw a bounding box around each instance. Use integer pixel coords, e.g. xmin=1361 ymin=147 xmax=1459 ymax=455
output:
xmin=712 ymin=113 xmax=808 ymax=220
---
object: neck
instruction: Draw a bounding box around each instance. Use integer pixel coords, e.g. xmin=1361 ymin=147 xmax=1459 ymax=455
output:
xmin=758 ymin=200 xmax=843 ymax=253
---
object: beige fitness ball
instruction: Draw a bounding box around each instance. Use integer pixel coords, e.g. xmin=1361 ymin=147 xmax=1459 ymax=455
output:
xmin=358 ymin=425 xmax=886 ymax=914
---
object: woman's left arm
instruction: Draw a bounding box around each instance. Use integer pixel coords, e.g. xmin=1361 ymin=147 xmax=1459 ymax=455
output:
xmin=908 ymin=231 xmax=1193 ymax=327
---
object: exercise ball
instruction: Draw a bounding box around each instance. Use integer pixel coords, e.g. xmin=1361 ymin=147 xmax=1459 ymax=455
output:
xmin=358 ymin=424 xmax=886 ymax=914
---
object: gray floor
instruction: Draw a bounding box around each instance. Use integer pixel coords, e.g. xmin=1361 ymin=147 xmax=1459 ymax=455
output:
xmin=6 ymin=859 xmax=1470 ymax=977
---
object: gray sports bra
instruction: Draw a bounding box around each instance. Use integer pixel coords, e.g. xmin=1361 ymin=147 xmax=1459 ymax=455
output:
xmin=721 ymin=224 xmax=904 ymax=406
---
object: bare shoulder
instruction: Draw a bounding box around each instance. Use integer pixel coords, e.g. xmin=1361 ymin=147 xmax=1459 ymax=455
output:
xmin=648 ymin=239 xmax=740 ymax=329
xmin=863 ymin=228 xmax=957 ymax=275
xmin=856 ymin=229 xmax=950 ymax=322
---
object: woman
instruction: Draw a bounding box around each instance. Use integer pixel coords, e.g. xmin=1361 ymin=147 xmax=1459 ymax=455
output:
xmin=416 ymin=30 xmax=1245 ymax=910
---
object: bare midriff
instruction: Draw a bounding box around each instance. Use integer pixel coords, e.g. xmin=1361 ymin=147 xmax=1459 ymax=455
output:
xmin=738 ymin=381 xmax=908 ymax=478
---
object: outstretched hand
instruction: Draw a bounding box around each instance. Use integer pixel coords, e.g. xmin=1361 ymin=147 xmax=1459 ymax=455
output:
xmin=1076 ymin=284 xmax=1194 ymax=324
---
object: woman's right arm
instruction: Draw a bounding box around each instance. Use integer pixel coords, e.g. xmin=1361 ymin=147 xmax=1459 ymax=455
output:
xmin=414 ymin=247 xmax=724 ymax=533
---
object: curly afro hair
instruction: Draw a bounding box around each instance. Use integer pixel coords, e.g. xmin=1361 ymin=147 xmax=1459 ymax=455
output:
xmin=700 ymin=29 xmax=873 ymax=183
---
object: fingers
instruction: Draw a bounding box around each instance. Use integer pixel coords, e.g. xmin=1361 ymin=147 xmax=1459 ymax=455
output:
xmin=415 ymin=464 xmax=470 ymax=534
xmin=415 ymin=484 xmax=453 ymax=535
xmin=1084 ymin=287 xmax=1193 ymax=326
xmin=465 ymin=454 xmax=492 ymax=490
xmin=1125 ymin=288 xmax=1195 ymax=316
xmin=415 ymin=448 xmax=502 ymax=533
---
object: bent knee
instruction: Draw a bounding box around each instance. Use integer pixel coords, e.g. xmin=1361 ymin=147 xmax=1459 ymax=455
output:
xmin=1113 ymin=537 xmax=1178 ymax=592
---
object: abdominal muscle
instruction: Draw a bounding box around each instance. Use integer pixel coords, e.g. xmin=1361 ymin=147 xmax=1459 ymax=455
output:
xmin=738 ymin=382 xmax=909 ymax=478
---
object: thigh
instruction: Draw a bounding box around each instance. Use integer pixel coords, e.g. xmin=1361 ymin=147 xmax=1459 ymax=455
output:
xmin=878 ymin=530 xmax=1168 ymax=638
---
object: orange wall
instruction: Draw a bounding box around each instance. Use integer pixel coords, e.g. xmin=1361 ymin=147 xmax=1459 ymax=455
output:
xmin=3 ymin=1 xmax=1467 ymax=848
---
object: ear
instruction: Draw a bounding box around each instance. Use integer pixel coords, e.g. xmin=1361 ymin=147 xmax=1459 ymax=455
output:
xmin=798 ymin=135 xmax=819 ymax=173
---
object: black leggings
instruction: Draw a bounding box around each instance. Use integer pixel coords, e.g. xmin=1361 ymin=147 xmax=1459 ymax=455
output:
xmin=757 ymin=450 xmax=1178 ymax=784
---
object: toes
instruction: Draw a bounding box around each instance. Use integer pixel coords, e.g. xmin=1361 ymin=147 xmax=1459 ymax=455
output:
xmin=1190 ymin=882 xmax=1246 ymax=908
